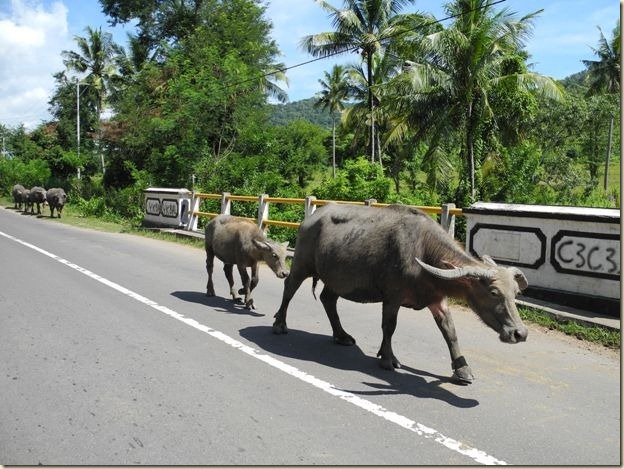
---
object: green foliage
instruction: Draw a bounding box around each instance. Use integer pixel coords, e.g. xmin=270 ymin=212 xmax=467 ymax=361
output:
xmin=1 ymin=0 xmax=620 ymax=236
xmin=480 ymin=142 xmax=542 ymax=202
xmin=314 ymin=157 xmax=392 ymax=202
xmin=0 ymin=158 xmax=51 ymax=193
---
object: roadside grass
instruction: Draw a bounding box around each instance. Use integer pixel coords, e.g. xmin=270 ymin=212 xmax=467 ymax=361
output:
xmin=3 ymin=196 xmax=619 ymax=349
xmin=518 ymin=306 xmax=620 ymax=350
xmin=2 ymin=196 xmax=205 ymax=248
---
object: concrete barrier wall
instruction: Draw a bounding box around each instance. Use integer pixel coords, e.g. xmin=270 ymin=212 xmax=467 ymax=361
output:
xmin=464 ymin=202 xmax=620 ymax=315
xmin=143 ymin=188 xmax=192 ymax=228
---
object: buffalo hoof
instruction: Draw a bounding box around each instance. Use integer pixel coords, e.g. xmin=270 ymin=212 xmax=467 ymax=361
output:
xmin=272 ymin=321 xmax=288 ymax=335
xmin=378 ymin=355 xmax=401 ymax=370
xmin=245 ymin=299 xmax=255 ymax=310
xmin=206 ymin=290 xmax=215 ymax=297
xmin=333 ymin=334 xmax=356 ymax=346
xmin=452 ymin=365 xmax=474 ymax=385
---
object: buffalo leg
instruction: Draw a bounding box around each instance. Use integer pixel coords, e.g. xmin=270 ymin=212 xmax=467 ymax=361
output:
xmin=272 ymin=270 xmax=308 ymax=334
xmin=237 ymin=264 xmax=254 ymax=309
xmin=205 ymin=249 xmax=216 ymax=296
xmin=429 ymin=300 xmax=474 ymax=384
xmin=377 ymin=301 xmax=401 ymax=370
xmin=238 ymin=263 xmax=259 ymax=294
xmin=224 ymin=264 xmax=242 ymax=303
xmin=319 ymin=286 xmax=355 ymax=345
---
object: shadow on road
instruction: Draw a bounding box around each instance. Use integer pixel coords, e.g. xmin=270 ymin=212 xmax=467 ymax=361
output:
xmin=239 ymin=325 xmax=479 ymax=409
xmin=171 ymin=290 xmax=265 ymax=317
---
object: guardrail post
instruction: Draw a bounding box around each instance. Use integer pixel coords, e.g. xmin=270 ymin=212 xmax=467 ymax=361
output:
xmin=304 ymin=196 xmax=317 ymax=218
xmin=441 ymin=203 xmax=456 ymax=238
xmin=220 ymin=192 xmax=231 ymax=215
xmin=258 ymin=193 xmax=269 ymax=232
xmin=364 ymin=198 xmax=377 ymax=206
xmin=186 ymin=191 xmax=200 ymax=231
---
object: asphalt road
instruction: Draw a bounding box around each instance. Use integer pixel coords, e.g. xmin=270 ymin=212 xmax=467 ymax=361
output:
xmin=0 ymin=206 xmax=620 ymax=465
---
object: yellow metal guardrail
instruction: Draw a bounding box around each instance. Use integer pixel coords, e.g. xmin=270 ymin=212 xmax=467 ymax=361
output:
xmin=187 ymin=192 xmax=462 ymax=237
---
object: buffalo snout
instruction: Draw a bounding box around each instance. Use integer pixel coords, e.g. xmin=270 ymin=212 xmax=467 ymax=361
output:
xmin=276 ymin=269 xmax=290 ymax=279
xmin=500 ymin=325 xmax=529 ymax=343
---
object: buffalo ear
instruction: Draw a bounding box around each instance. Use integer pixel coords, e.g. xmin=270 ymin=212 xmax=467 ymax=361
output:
xmin=252 ymin=239 xmax=271 ymax=252
xmin=510 ymin=267 xmax=529 ymax=291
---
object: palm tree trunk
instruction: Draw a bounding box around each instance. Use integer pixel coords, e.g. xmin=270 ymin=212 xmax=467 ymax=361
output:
xmin=603 ymin=114 xmax=614 ymax=190
xmin=466 ymin=102 xmax=475 ymax=202
xmin=377 ymin=130 xmax=383 ymax=169
xmin=367 ymin=53 xmax=375 ymax=163
xmin=332 ymin=118 xmax=336 ymax=178
xmin=96 ymin=101 xmax=105 ymax=175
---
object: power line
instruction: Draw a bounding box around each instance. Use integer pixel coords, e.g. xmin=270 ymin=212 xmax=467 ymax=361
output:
xmin=223 ymin=0 xmax=508 ymax=92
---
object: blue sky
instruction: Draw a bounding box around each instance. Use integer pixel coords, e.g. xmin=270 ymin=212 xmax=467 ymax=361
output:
xmin=0 ymin=0 xmax=619 ymax=129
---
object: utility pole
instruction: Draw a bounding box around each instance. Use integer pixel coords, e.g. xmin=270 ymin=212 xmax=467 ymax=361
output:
xmin=76 ymin=78 xmax=81 ymax=179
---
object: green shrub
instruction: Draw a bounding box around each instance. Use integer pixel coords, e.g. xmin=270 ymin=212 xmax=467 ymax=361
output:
xmin=314 ymin=157 xmax=392 ymax=202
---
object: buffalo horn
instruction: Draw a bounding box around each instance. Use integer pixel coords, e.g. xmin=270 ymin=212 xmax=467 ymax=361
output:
xmin=509 ymin=267 xmax=529 ymax=291
xmin=415 ymin=257 xmax=496 ymax=280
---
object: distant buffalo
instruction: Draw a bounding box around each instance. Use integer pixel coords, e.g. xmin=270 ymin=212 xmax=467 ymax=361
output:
xmin=12 ymin=184 xmax=25 ymax=209
xmin=46 ymin=188 xmax=67 ymax=218
xmin=20 ymin=189 xmax=31 ymax=212
xmin=28 ymin=186 xmax=46 ymax=215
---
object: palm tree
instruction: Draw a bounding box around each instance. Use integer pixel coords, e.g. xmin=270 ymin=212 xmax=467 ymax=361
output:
xmin=262 ymin=63 xmax=290 ymax=104
xmin=342 ymin=50 xmax=402 ymax=168
xmin=62 ymin=26 xmax=121 ymax=173
xmin=301 ymin=0 xmax=415 ymax=163
xmin=389 ymin=0 xmax=562 ymax=203
xmin=582 ymin=22 xmax=620 ymax=190
xmin=315 ymin=65 xmax=349 ymax=176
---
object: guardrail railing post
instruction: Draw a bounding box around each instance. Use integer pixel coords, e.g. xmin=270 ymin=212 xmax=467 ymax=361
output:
xmin=364 ymin=198 xmax=377 ymax=206
xmin=220 ymin=192 xmax=231 ymax=215
xmin=258 ymin=194 xmax=269 ymax=232
xmin=441 ymin=203 xmax=456 ymax=238
xmin=304 ymin=196 xmax=317 ymax=218
xmin=186 ymin=191 xmax=200 ymax=231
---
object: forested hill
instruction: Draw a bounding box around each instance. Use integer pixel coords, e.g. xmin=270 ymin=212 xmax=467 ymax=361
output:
xmin=268 ymin=97 xmax=339 ymax=128
xmin=269 ymin=71 xmax=592 ymax=128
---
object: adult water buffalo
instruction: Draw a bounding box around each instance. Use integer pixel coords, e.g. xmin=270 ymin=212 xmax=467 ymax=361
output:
xmin=205 ymin=214 xmax=290 ymax=309
xmin=272 ymin=203 xmax=529 ymax=384
xmin=46 ymin=188 xmax=67 ymax=218
xmin=20 ymin=189 xmax=31 ymax=212
xmin=28 ymin=186 xmax=46 ymax=215
xmin=12 ymin=184 xmax=25 ymax=209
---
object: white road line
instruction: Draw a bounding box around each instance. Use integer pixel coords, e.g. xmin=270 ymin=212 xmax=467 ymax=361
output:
xmin=0 ymin=229 xmax=507 ymax=465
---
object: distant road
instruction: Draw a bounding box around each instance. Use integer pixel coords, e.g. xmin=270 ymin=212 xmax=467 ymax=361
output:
xmin=0 ymin=206 xmax=619 ymax=465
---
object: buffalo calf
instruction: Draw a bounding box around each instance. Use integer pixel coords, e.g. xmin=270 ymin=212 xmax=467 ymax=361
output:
xmin=205 ymin=214 xmax=289 ymax=309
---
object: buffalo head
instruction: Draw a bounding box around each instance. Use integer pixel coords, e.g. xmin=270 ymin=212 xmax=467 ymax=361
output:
xmin=253 ymin=239 xmax=290 ymax=279
xmin=416 ymin=256 xmax=529 ymax=343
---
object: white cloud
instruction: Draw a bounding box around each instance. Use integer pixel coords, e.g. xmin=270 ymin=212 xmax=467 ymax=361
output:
xmin=0 ymin=0 xmax=71 ymax=129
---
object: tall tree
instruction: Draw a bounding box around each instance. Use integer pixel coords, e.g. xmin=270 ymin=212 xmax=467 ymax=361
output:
xmin=582 ymin=22 xmax=620 ymax=190
xmin=315 ymin=65 xmax=349 ymax=177
xmin=301 ymin=0 xmax=415 ymax=163
xmin=105 ymin=0 xmax=283 ymax=188
xmin=389 ymin=0 xmax=562 ymax=203
xmin=62 ymin=26 xmax=121 ymax=121
xmin=62 ymin=26 xmax=121 ymax=173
